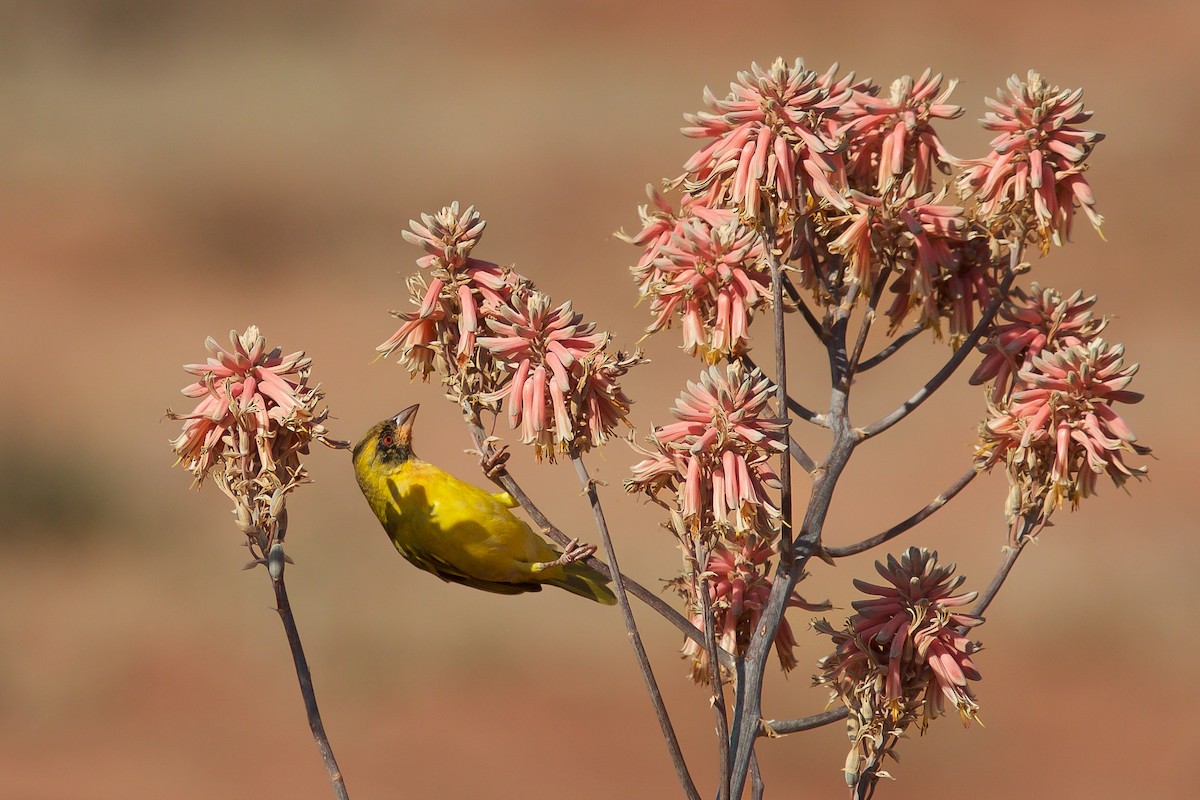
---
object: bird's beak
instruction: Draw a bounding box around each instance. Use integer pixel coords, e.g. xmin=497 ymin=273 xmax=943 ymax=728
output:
xmin=392 ymin=404 xmax=419 ymax=446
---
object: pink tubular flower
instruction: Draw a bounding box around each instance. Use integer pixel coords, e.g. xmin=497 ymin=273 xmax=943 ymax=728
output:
xmin=619 ymin=185 xmax=738 ymax=303
xmin=957 ymin=72 xmax=1104 ymax=248
xmin=626 ymin=362 xmax=786 ymax=535
xmin=378 ymin=203 xmax=521 ymax=380
xmin=680 ymin=539 xmax=828 ymax=682
xmin=640 ymin=215 xmax=771 ymax=360
xmin=169 ymin=326 xmax=338 ymax=484
xmin=976 ymin=339 xmax=1150 ymax=531
xmin=843 ymin=69 xmax=963 ymax=195
xmin=970 ymin=283 xmax=1107 ymax=402
xmin=478 ymin=288 xmax=642 ymax=460
xmin=815 ymin=547 xmax=982 ymax=785
xmin=827 ymin=187 xmax=969 ymax=332
xmin=680 ymin=57 xmax=853 ymax=219
xmin=168 ymin=326 xmax=345 ymax=543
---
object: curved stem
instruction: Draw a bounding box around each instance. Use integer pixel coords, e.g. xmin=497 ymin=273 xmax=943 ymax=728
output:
xmin=761 ymin=707 xmax=849 ymax=736
xmin=824 ymin=467 xmax=978 ymax=557
xmin=462 ymin=412 xmax=735 ymax=670
xmin=740 ymin=354 xmax=823 ymax=426
xmin=570 ymin=450 xmax=700 ymax=800
xmin=269 ymin=549 xmax=350 ymax=800
xmin=859 ymin=254 xmax=1021 ymax=440
xmin=858 ymin=323 xmax=923 ymax=371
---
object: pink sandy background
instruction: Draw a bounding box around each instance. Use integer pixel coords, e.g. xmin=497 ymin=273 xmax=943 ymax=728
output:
xmin=1 ymin=1 xmax=1196 ymax=797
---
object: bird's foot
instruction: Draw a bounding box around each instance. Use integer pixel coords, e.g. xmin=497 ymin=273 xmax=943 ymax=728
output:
xmin=532 ymin=538 xmax=597 ymax=572
xmin=480 ymin=446 xmax=510 ymax=480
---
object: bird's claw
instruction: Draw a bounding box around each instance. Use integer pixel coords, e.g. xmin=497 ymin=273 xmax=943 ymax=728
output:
xmin=557 ymin=538 xmax=598 ymax=566
xmin=480 ymin=446 xmax=511 ymax=480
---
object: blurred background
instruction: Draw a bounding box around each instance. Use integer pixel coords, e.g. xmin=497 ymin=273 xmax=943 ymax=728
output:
xmin=1 ymin=1 xmax=1195 ymax=797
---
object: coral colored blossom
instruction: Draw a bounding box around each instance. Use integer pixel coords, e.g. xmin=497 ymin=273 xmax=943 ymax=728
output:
xmin=957 ymin=72 xmax=1104 ymax=248
xmin=815 ymin=547 xmax=982 ymax=784
xmin=626 ymin=363 xmax=786 ymax=535
xmin=680 ymin=57 xmax=854 ymax=218
xmin=976 ymin=339 xmax=1150 ymax=529
xmin=479 ymin=288 xmax=642 ymax=460
xmin=843 ymin=69 xmax=963 ymax=194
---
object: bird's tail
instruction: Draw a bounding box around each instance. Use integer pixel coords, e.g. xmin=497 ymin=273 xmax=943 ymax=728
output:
xmin=548 ymin=562 xmax=617 ymax=605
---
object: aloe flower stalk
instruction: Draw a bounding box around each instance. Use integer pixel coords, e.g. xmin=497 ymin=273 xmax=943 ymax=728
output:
xmin=815 ymin=547 xmax=982 ymax=786
xmin=843 ymin=69 xmax=963 ymax=194
xmin=976 ymin=339 xmax=1150 ymax=533
xmin=680 ymin=57 xmax=854 ymax=220
xmin=970 ymin=283 xmax=1107 ymax=402
xmin=957 ymin=72 xmax=1104 ymax=248
xmin=626 ymin=363 xmax=787 ymax=536
xmin=479 ymin=288 xmax=643 ymax=460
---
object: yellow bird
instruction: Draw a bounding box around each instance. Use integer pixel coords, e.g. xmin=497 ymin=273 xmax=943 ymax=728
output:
xmin=352 ymin=405 xmax=616 ymax=604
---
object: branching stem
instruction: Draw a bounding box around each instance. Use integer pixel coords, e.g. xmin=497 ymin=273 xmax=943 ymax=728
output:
xmin=570 ymin=449 xmax=700 ymax=800
xmin=824 ymin=467 xmax=978 ymax=557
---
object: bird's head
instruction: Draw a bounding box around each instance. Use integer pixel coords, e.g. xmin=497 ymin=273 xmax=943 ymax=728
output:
xmin=352 ymin=404 xmax=420 ymax=475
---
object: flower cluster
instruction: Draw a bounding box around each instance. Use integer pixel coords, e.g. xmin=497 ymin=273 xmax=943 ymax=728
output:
xmin=168 ymin=326 xmax=344 ymax=546
xmin=976 ymin=339 xmax=1150 ymax=534
xmin=843 ymin=69 xmax=962 ymax=195
xmin=679 ymin=539 xmax=828 ymax=683
xmin=815 ymin=547 xmax=982 ymax=787
xmin=827 ymin=186 xmax=974 ymax=333
xmin=626 ymin=362 xmax=787 ymax=536
xmin=479 ymin=289 xmax=643 ymax=460
xmin=381 ymin=204 xmax=642 ymax=460
xmin=957 ymin=71 xmax=1104 ymax=249
xmin=970 ymin=283 xmax=1107 ymax=402
xmin=680 ymin=58 xmax=854 ymax=220
xmin=377 ymin=203 xmax=521 ymax=385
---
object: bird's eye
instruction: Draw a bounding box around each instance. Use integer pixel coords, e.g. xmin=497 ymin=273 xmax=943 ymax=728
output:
xmin=381 ymin=434 xmax=394 ymax=447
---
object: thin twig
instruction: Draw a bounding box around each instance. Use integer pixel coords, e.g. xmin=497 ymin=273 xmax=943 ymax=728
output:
xmin=846 ymin=260 xmax=896 ymax=375
xmin=570 ymin=450 xmax=700 ymax=800
xmin=766 ymin=228 xmax=794 ymax=563
xmin=859 ymin=253 xmax=1022 ymax=440
xmin=788 ymin=436 xmax=817 ymax=475
xmin=749 ymin=748 xmax=765 ymax=800
xmin=824 ymin=467 xmax=978 ymax=557
xmin=969 ymin=530 xmax=1031 ymax=622
xmin=462 ymin=411 xmax=735 ymax=670
xmin=857 ymin=323 xmax=923 ymax=371
xmin=740 ymin=354 xmax=823 ymax=426
xmin=781 ymin=273 xmax=825 ymax=341
xmin=697 ymin=563 xmax=731 ymax=800
xmin=268 ymin=543 xmax=350 ymax=800
xmin=761 ymin=707 xmax=849 ymax=736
